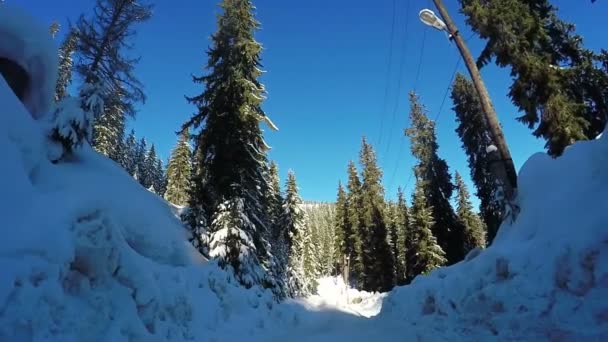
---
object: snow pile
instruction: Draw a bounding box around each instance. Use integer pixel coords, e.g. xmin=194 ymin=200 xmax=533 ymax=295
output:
xmin=301 ymin=276 xmax=386 ymax=318
xmin=0 ymin=5 xmax=57 ymax=117
xmin=378 ymin=132 xmax=608 ymax=340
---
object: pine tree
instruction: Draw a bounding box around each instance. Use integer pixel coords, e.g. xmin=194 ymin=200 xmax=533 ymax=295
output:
xmin=346 ymin=160 xmax=364 ymax=287
xmin=75 ymin=0 xmax=151 ymax=148
xmin=386 ymin=201 xmax=399 ymax=284
xmin=394 ymin=187 xmax=410 ymax=286
xmin=461 ymin=0 xmax=608 ymax=156
xmin=405 ymin=92 xmax=466 ymax=265
xmin=154 ymin=158 xmax=167 ymax=196
xmin=123 ymin=129 xmax=138 ymax=175
xmin=333 ymin=181 xmax=352 ymax=276
xmin=451 ymin=73 xmax=503 ymax=244
xmin=267 ymin=161 xmax=284 ymax=244
xmin=49 ymin=21 xmax=60 ymax=39
xmin=140 ymin=144 xmax=158 ymax=189
xmin=92 ymin=91 xmax=126 ymax=159
xmin=406 ymin=180 xmax=446 ymax=283
xmin=281 ymin=171 xmax=307 ymax=296
xmin=182 ymin=0 xmax=279 ymax=295
xmin=55 ymin=28 xmax=78 ymax=102
xmin=133 ymin=137 xmax=147 ymax=183
xmin=208 ymin=197 xmax=272 ymax=289
xmin=358 ymin=138 xmax=394 ymax=292
xmin=454 ymin=172 xmax=487 ymax=253
xmin=165 ymin=129 xmax=193 ymax=206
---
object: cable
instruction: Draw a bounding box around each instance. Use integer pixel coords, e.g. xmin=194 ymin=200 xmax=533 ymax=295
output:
xmin=386 ymin=24 xmax=427 ymax=193
xmin=388 ymin=54 xmax=462 ymax=196
xmin=413 ymin=26 xmax=428 ymax=92
xmin=383 ymin=0 xmax=412 ymax=159
xmin=433 ymin=57 xmax=461 ymax=122
xmin=376 ymin=0 xmax=398 ymax=147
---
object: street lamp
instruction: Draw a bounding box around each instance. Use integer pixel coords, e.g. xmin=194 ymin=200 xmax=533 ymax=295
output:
xmin=419 ymin=9 xmax=447 ymax=32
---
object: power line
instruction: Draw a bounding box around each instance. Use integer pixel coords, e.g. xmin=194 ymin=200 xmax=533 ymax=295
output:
xmin=433 ymin=57 xmax=461 ymax=122
xmin=383 ymin=0 xmax=412 ymax=160
xmin=413 ymin=26 xmax=428 ymax=91
xmin=376 ymin=0 xmax=398 ymax=147
xmin=388 ymin=54 xmax=462 ymax=196
xmin=386 ymin=24 xmax=427 ymax=193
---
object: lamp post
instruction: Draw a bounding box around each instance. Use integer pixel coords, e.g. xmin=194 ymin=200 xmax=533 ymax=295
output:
xmin=419 ymin=3 xmax=519 ymax=220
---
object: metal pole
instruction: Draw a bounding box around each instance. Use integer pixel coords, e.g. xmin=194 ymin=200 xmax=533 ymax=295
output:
xmin=431 ymin=0 xmax=518 ymax=218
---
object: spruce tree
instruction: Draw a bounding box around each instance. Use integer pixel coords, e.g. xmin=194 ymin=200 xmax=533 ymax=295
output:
xmin=75 ymin=0 xmax=151 ymax=153
xmin=281 ymin=170 xmax=307 ymax=296
xmin=394 ymin=187 xmax=410 ymax=286
xmin=141 ymin=144 xmax=158 ymax=189
xmin=92 ymin=91 xmax=126 ymax=159
xmin=209 ymin=197 xmax=272 ymax=289
xmin=267 ymin=161 xmax=284 ymax=244
xmin=123 ymin=129 xmax=138 ymax=175
xmin=133 ymin=137 xmax=147 ymax=184
xmin=386 ymin=201 xmax=399 ymax=284
xmin=153 ymin=158 xmax=167 ymax=196
xmin=405 ymin=92 xmax=466 ymax=265
xmin=358 ymin=138 xmax=394 ymax=292
xmin=55 ymin=28 xmax=78 ymax=102
xmin=455 ymin=172 xmax=487 ymax=252
xmin=49 ymin=21 xmax=60 ymax=39
xmin=451 ymin=73 xmax=503 ymax=243
xmin=346 ymin=160 xmax=365 ymax=287
xmin=182 ymin=0 xmax=279 ymax=295
xmin=165 ymin=129 xmax=193 ymax=206
xmin=460 ymin=0 xmax=608 ymax=156
xmin=333 ymin=181 xmax=352 ymax=276
xmin=406 ymin=180 xmax=446 ymax=283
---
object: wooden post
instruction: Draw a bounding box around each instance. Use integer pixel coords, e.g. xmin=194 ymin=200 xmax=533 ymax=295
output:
xmin=432 ymin=0 xmax=518 ymax=217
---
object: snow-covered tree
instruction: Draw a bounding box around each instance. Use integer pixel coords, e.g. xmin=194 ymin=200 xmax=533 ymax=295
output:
xmin=75 ymin=0 xmax=151 ymax=150
xmin=165 ymin=129 xmax=192 ymax=205
xmin=394 ymin=187 xmax=410 ymax=285
xmin=405 ymin=92 xmax=466 ymax=265
xmin=281 ymin=170 xmax=307 ymax=296
xmin=182 ymin=0 xmax=280 ymax=296
xmin=455 ymin=172 xmax=487 ymax=252
xmin=346 ymin=160 xmax=364 ymax=287
xmin=92 ymin=92 xmax=125 ymax=158
xmin=333 ymin=181 xmax=352 ymax=276
xmin=209 ymin=197 xmax=273 ymax=290
xmin=358 ymin=138 xmax=394 ymax=292
xmin=123 ymin=129 xmax=138 ymax=175
xmin=55 ymin=28 xmax=78 ymax=102
xmin=406 ymin=180 xmax=446 ymax=282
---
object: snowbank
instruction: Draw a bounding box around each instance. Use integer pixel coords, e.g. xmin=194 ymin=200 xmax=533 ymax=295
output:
xmin=0 ymin=5 xmax=57 ymax=117
xmin=378 ymin=131 xmax=608 ymax=340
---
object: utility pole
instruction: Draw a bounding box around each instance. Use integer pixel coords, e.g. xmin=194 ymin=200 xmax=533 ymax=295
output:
xmin=425 ymin=0 xmax=519 ymax=219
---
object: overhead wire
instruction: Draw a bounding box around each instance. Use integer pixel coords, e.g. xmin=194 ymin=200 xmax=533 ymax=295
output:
xmin=386 ymin=23 xmax=428 ymax=195
xmin=376 ymin=0 xmax=398 ymax=148
xmin=382 ymin=0 xmax=412 ymax=160
xmin=388 ymin=32 xmax=471 ymax=196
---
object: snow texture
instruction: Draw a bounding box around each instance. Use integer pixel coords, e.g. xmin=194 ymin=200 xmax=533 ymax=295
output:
xmin=0 ymin=5 xmax=57 ymax=118
xmin=2 ymin=5 xmax=608 ymax=342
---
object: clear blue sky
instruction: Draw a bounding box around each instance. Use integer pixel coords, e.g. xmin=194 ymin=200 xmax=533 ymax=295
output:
xmin=16 ymin=0 xmax=608 ymax=205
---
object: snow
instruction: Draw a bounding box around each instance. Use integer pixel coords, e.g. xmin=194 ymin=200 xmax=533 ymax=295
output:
xmin=304 ymin=276 xmax=386 ymax=318
xmin=0 ymin=5 xmax=57 ymax=118
xmin=486 ymin=144 xmax=498 ymax=153
xmin=2 ymin=5 xmax=608 ymax=341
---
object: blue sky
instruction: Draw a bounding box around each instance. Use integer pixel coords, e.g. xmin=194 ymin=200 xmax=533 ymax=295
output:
xmin=17 ymin=0 xmax=608 ymax=205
